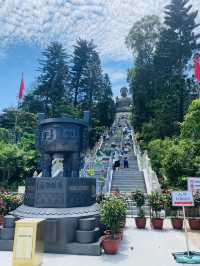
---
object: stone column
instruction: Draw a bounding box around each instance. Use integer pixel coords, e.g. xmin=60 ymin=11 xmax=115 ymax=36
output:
xmin=71 ymin=152 xmax=80 ymax=178
xmin=41 ymin=153 xmax=52 ymax=177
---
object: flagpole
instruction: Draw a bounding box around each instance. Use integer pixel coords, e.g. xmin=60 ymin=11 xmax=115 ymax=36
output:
xmin=14 ymin=72 xmax=24 ymax=143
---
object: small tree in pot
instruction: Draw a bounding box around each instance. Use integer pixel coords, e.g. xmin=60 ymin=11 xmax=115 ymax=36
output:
xmin=131 ymin=190 xmax=146 ymax=229
xmin=188 ymin=192 xmax=200 ymax=230
xmin=149 ymin=192 xmax=166 ymax=230
xmin=166 ymin=193 xmax=183 ymax=230
xmin=100 ymin=195 xmax=127 ymax=254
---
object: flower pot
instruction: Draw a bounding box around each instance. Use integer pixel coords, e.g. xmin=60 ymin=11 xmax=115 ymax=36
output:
xmin=135 ymin=217 xmax=146 ymax=229
xmin=102 ymin=237 xmax=120 ymax=254
xmin=151 ymin=218 xmax=164 ymax=230
xmin=171 ymin=218 xmax=183 ymax=230
xmin=0 ymin=215 xmax=4 ymax=225
xmin=188 ymin=218 xmax=200 ymax=230
xmin=116 ymin=229 xmax=124 ymax=240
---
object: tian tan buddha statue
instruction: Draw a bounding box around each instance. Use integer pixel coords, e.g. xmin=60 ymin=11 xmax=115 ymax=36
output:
xmin=116 ymin=87 xmax=132 ymax=112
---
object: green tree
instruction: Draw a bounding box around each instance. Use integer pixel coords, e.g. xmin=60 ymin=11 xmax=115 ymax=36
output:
xmin=181 ymin=98 xmax=200 ymax=139
xmin=0 ymin=128 xmax=10 ymax=143
xmin=84 ymin=49 xmax=103 ymax=112
xmin=70 ymin=39 xmax=95 ymax=107
xmin=152 ymin=0 xmax=199 ymax=135
xmin=0 ymin=142 xmax=24 ymax=184
xmin=126 ymin=15 xmax=161 ymax=65
xmin=96 ymin=73 xmax=115 ymax=128
xmin=34 ymin=42 xmax=70 ymax=117
xmin=0 ymin=108 xmax=37 ymax=141
xmin=126 ymin=15 xmax=161 ymax=131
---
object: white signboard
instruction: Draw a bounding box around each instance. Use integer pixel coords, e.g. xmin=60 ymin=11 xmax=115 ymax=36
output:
xmin=188 ymin=177 xmax=200 ymax=192
xmin=172 ymin=191 xmax=194 ymax=207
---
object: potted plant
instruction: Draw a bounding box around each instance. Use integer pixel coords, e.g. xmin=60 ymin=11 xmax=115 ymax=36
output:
xmin=100 ymin=195 xmax=127 ymax=254
xmin=0 ymin=192 xmax=23 ymax=221
xmin=166 ymin=193 xmax=183 ymax=230
xmin=188 ymin=192 xmax=200 ymax=230
xmin=0 ymin=196 xmax=5 ymax=225
xmin=132 ymin=190 xmax=146 ymax=229
xmin=149 ymin=192 xmax=166 ymax=230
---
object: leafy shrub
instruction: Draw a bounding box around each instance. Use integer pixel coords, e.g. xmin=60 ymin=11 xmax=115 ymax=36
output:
xmin=149 ymin=192 xmax=167 ymax=218
xmin=131 ymin=190 xmax=145 ymax=207
xmin=181 ymin=99 xmax=200 ymax=140
xmin=148 ymin=138 xmax=174 ymax=176
xmin=0 ymin=192 xmax=23 ymax=215
xmin=162 ymin=139 xmax=200 ymax=187
xmin=100 ymin=196 xmax=127 ymax=238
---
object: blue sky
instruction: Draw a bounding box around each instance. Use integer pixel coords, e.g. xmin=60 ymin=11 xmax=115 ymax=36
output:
xmin=0 ymin=43 xmax=132 ymax=110
xmin=0 ymin=0 xmax=199 ymax=111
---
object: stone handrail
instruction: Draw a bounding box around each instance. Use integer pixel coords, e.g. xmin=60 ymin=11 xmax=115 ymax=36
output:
xmin=103 ymin=156 xmax=113 ymax=194
xmin=132 ymin=130 xmax=161 ymax=194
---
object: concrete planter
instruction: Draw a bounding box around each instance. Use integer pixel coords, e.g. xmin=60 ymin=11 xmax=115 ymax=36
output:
xmin=171 ymin=218 xmax=183 ymax=230
xmin=151 ymin=218 xmax=164 ymax=230
xmin=188 ymin=218 xmax=200 ymax=230
xmin=135 ymin=217 xmax=146 ymax=229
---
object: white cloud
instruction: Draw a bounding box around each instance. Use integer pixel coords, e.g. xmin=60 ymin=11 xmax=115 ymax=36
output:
xmin=0 ymin=0 xmax=199 ymax=88
xmin=0 ymin=0 xmax=199 ymax=59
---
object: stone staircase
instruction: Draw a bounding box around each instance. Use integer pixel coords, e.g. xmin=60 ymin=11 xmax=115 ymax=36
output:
xmin=110 ymin=149 xmax=149 ymax=217
xmin=126 ymin=198 xmax=150 ymax=217
xmin=111 ymin=152 xmax=146 ymax=193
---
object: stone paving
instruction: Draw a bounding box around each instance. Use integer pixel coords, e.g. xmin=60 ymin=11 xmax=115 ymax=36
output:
xmin=1 ymin=218 xmax=200 ymax=266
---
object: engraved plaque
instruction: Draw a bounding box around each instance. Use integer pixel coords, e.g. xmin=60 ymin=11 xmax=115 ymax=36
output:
xmin=15 ymin=227 xmax=33 ymax=259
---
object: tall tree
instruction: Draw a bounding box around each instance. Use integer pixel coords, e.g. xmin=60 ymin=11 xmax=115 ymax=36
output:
xmin=84 ymin=49 xmax=103 ymax=112
xmin=126 ymin=15 xmax=161 ymax=66
xmin=34 ymin=42 xmax=70 ymax=117
xmin=126 ymin=15 xmax=161 ymax=131
xmin=96 ymin=73 xmax=115 ymax=127
xmin=153 ymin=0 xmax=199 ymax=135
xmin=70 ymin=39 xmax=95 ymax=107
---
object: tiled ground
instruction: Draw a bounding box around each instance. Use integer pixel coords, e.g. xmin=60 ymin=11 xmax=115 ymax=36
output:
xmin=1 ymin=218 xmax=199 ymax=266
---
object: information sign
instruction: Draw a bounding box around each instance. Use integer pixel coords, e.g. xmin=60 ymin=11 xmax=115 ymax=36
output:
xmin=188 ymin=177 xmax=200 ymax=193
xmin=172 ymin=191 xmax=194 ymax=207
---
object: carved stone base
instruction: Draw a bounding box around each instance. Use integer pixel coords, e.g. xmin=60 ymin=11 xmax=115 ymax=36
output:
xmin=12 ymin=203 xmax=99 ymax=218
xmin=11 ymin=204 xmax=101 ymax=255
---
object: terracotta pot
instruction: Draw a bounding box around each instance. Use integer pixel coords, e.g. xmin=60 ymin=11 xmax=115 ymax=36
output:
xmin=151 ymin=218 xmax=164 ymax=230
xmin=116 ymin=229 xmax=124 ymax=240
xmin=0 ymin=215 xmax=4 ymax=225
xmin=171 ymin=218 xmax=183 ymax=230
xmin=135 ymin=217 xmax=146 ymax=229
xmin=102 ymin=237 xmax=120 ymax=254
xmin=188 ymin=218 xmax=200 ymax=230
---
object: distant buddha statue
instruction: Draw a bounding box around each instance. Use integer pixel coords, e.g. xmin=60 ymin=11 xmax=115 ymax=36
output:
xmin=116 ymin=87 xmax=132 ymax=112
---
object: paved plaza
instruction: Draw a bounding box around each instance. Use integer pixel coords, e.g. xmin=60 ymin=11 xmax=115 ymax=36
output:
xmin=1 ymin=218 xmax=199 ymax=266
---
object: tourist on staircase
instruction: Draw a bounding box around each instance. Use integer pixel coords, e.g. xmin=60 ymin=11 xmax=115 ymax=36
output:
xmin=124 ymin=156 xmax=129 ymax=169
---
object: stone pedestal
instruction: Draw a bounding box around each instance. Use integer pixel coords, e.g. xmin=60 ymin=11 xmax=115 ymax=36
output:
xmin=0 ymin=215 xmax=16 ymax=251
xmin=0 ymin=114 xmax=102 ymax=256
xmin=11 ymin=204 xmax=102 ymax=256
xmin=76 ymin=218 xmax=100 ymax=244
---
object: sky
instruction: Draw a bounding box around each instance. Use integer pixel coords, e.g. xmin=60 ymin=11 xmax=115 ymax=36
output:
xmin=0 ymin=0 xmax=200 ymax=111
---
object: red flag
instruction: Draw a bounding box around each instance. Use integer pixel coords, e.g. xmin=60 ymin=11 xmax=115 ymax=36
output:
xmin=194 ymin=54 xmax=200 ymax=81
xmin=18 ymin=74 xmax=25 ymax=99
